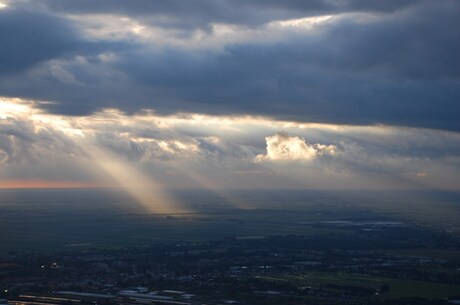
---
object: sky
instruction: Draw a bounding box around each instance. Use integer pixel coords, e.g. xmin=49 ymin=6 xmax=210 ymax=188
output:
xmin=1 ymin=0 xmax=460 ymax=195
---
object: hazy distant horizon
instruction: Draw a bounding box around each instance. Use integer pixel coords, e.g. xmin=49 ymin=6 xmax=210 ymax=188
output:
xmin=1 ymin=188 xmax=458 ymax=253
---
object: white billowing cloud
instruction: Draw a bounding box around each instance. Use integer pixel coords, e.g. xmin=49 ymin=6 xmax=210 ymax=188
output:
xmin=255 ymin=132 xmax=336 ymax=162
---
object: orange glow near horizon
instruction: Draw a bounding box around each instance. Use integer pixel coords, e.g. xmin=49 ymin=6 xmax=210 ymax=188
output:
xmin=0 ymin=179 xmax=103 ymax=189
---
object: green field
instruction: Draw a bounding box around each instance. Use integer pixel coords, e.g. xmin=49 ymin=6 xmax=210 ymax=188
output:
xmin=256 ymin=272 xmax=460 ymax=299
xmin=0 ymin=211 xmax=351 ymax=252
xmin=1 ymin=189 xmax=459 ymax=253
xmin=383 ymin=249 xmax=460 ymax=260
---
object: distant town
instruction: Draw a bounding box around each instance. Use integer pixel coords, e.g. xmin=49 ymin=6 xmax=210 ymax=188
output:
xmin=2 ymin=220 xmax=460 ymax=305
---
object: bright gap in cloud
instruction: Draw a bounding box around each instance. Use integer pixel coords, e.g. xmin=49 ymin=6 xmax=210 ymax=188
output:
xmin=65 ymin=11 xmax=343 ymax=51
xmin=276 ymin=15 xmax=334 ymax=28
xmin=0 ymin=98 xmax=32 ymax=118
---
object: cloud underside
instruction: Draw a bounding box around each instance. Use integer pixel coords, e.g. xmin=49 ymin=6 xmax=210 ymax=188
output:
xmin=0 ymin=0 xmax=459 ymax=130
xmin=1 ymin=98 xmax=460 ymax=191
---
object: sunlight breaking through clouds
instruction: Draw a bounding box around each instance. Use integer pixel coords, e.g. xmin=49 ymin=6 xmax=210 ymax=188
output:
xmin=1 ymin=97 xmax=460 ymax=191
xmin=276 ymin=15 xmax=334 ymax=28
xmin=0 ymin=0 xmax=458 ymax=132
xmin=74 ymin=136 xmax=187 ymax=214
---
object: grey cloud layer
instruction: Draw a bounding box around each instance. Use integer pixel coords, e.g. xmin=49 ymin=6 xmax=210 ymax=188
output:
xmin=0 ymin=8 xmax=78 ymax=74
xmin=35 ymin=0 xmax=419 ymax=28
xmin=0 ymin=0 xmax=459 ymax=130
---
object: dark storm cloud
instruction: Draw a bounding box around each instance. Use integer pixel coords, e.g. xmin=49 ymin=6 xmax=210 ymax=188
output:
xmin=0 ymin=6 xmax=129 ymax=77
xmin=0 ymin=0 xmax=460 ymax=131
xmin=101 ymin=1 xmax=460 ymax=129
xmin=0 ymin=8 xmax=80 ymax=74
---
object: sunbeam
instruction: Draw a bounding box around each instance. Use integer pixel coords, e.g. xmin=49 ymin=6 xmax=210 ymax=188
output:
xmin=69 ymin=135 xmax=188 ymax=214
